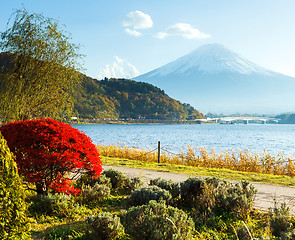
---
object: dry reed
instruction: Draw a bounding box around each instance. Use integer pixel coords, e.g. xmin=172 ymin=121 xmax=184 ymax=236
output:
xmin=96 ymin=143 xmax=295 ymax=177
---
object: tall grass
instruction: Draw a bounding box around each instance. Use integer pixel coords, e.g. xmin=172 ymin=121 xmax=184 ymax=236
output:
xmin=97 ymin=143 xmax=181 ymax=164
xmin=97 ymin=143 xmax=295 ymax=177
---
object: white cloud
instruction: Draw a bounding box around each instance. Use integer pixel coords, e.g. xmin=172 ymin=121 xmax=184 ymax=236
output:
xmin=125 ymin=28 xmax=142 ymax=37
xmin=97 ymin=56 xmax=140 ymax=79
xmin=155 ymin=23 xmax=210 ymax=40
xmin=121 ymin=10 xmax=153 ymax=29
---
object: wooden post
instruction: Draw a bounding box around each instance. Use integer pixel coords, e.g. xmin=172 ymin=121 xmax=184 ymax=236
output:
xmin=158 ymin=141 xmax=161 ymax=163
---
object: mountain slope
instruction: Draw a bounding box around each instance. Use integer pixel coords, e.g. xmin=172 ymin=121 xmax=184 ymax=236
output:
xmin=135 ymin=44 xmax=295 ymax=114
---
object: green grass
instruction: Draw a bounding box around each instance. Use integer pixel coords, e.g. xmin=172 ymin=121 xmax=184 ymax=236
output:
xmin=102 ymin=156 xmax=295 ymax=186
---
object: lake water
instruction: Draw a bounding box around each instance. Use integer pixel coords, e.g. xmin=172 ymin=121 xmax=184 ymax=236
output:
xmin=73 ymin=124 xmax=295 ymax=156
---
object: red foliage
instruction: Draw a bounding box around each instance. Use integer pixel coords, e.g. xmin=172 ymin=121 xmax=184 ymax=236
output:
xmin=0 ymin=118 xmax=102 ymax=195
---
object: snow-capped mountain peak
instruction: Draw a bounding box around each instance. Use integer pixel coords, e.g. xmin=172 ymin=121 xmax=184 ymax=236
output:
xmin=148 ymin=43 xmax=270 ymax=76
xmin=134 ymin=43 xmax=295 ymax=114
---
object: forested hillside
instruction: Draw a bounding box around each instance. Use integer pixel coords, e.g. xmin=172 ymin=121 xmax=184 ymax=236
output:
xmin=73 ymin=76 xmax=204 ymax=120
xmin=0 ymin=52 xmax=204 ymax=121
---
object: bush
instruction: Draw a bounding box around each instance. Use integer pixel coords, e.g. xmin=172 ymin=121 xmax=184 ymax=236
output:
xmin=0 ymin=133 xmax=30 ymax=239
xmin=75 ymin=174 xmax=111 ymax=190
xmin=193 ymin=178 xmax=218 ymax=220
xmin=217 ymin=180 xmax=257 ymax=219
xmin=102 ymin=168 xmax=144 ymax=194
xmin=123 ymin=177 xmax=144 ymax=194
xmin=102 ymin=169 xmax=127 ymax=190
xmin=123 ymin=200 xmax=195 ymax=240
xmin=28 ymin=193 xmax=81 ymax=219
xmin=0 ymin=118 xmax=102 ymax=195
xmin=28 ymin=194 xmax=54 ymax=216
xmin=128 ymin=185 xmax=172 ymax=206
xmin=87 ymin=212 xmax=124 ymax=240
xmin=80 ymin=183 xmax=111 ymax=206
xmin=180 ymin=177 xmax=203 ymax=206
xmin=269 ymin=202 xmax=293 ymax=238
xmin=150 ymin=178 xmax=180 ymax=200
xmin=178 ymin=177 xmax=257 ymax=220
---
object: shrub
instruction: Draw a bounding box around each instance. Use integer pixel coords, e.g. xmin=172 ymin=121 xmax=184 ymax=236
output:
xmin=128 ymin=185 xmax=172 ymax=206
xmin=150 ymin=177 xmax=180 ymax=200
xmin=28 ymin=193 xmax=81 ymax=219
xmin=123 ymin=200 xmax=195 ymax=240
xmin=194 ymin=178 xmax=218 ymax=220
xmin=80 ymin=183 xmax=111 ymax=206
xmin=76 ymin=170 xmax=142 ymax=195
xmin=217 ymin=180 xmax=257 ymax=219
xmin=180 ymin=177 xmax=203 ymax=206
xmin=87 ymin=212 xmax=124 ymax=240
xmin=0 ymin=132 xmax=30 ymax=239
xmin=28 ymin=194 xmax=54 ymax=216
xmin=269 ymin=202 xmax=293 ymax=238
xmin=178 ymin=177 xmax=257 ymax=220
xmin=75 ymin=174 xmax=111 ymax=190
xmin=0 ymin=118 xmax=102 ymax=195
xmin=123 ymin=176 xmax=144 ymax=194
xmin=102 ymin=168 xmax=127 ymax=190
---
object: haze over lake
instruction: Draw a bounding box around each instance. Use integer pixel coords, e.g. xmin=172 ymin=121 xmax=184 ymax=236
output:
xmin=73 ymin=124 xmax=295 ymax=156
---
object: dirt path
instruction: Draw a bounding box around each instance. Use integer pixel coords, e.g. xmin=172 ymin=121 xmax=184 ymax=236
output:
xmin=103 ymin=165 xmax=295 ymax=213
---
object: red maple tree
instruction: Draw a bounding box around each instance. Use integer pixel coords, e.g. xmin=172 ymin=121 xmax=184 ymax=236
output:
xmin=0 ymin=118 xmax=102 ymax=195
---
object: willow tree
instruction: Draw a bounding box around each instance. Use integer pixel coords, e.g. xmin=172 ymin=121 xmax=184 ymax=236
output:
xmin=0 ymin=9 xmax=83 ymax=121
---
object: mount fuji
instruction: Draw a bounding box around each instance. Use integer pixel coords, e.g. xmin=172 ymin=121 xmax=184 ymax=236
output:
xmin=134 ymin=44 xmax=295 ymax=114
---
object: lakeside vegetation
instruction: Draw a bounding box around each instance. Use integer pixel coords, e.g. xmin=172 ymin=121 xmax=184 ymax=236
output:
xmin=97 ymin=143 xmax=295 ymax=178
xmin=102 ymin=157 xmax=295 ymax=186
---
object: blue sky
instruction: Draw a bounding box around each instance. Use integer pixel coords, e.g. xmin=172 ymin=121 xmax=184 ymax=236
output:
xmin=1 ymin=0 xmax=295 ymax=79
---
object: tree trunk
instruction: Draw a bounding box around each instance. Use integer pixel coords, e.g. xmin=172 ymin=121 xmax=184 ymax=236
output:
xmin=35 ymin=181 xmax=48 ymax=195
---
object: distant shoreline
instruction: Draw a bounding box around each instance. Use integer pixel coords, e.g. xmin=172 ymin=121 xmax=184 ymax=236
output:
xmin=70 ymin=118 xmax=289 ymax=125
xmin=70 ymin=119 xmax=210 ymax=125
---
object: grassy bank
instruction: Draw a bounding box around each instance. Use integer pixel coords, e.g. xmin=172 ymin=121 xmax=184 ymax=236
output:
xmin=102 ymin=157 xmax=295 ymax=186
xmin=97 ymin=143 xmax=295 ymax=179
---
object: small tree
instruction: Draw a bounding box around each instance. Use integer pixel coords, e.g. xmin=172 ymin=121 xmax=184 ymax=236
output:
xmin=0 ymin=9 xmax=83 ymax=121
xmin=0 ymin=132 xmax=29 ymax=239
xmin=0 ymin=118 xmax=102 ymax=195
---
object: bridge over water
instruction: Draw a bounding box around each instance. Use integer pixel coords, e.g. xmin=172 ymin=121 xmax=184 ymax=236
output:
xmin=198 ymin=117 xmax=280 ymax=124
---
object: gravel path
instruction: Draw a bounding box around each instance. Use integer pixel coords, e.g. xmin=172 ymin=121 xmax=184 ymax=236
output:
xmin=103 ymin=165 xmax=295 ymax=214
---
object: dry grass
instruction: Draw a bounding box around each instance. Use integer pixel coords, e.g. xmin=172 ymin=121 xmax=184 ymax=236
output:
xmin=97 ymin=143 xmax=295 ymax=177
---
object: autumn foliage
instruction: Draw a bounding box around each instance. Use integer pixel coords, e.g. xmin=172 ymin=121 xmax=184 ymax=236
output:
xmin=97 ymin=143 xmax=295 ymax=177
xmin=0 ymin=118 xmax=102 ymax=195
